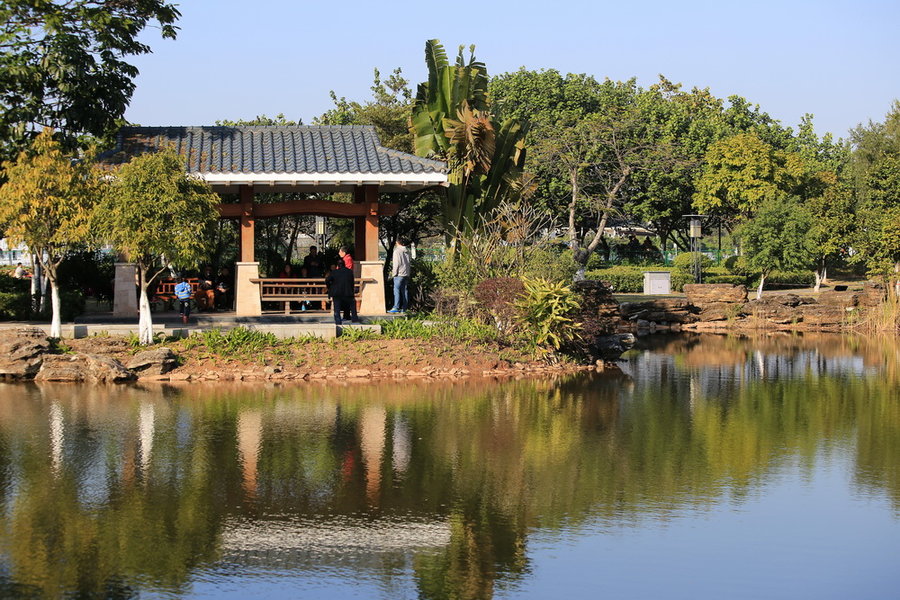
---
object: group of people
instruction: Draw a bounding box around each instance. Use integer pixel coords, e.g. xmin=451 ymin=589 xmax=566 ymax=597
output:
xmin=173 ymin=265 xmax=233 ymax=324
xmin=172 ymin=240 xmax=412 ymax=325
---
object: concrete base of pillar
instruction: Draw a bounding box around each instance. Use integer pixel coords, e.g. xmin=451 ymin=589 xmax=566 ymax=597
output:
xmin=235 ymin=262 xmax=262 ymax=316
xmin=359 ymin=261 xmax=387 ymax=316
xmin=112 ymin=263 xmax=138 ymax=318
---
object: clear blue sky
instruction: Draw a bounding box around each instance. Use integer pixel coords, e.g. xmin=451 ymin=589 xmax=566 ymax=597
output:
xmin=125 ymin=0 xmax=900 ymax=139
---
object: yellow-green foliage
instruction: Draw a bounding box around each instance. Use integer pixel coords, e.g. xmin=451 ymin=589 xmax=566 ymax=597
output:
xmin=96 ymin=147 xmax=220 ymax=280
xmin=514 ymin=278 xmax=581 ymax=351
xmin=0 ymin=128 xmax=98 ymax=272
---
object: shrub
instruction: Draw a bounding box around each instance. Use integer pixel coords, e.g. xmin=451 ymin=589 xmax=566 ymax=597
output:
xmin=406 ymin=257 xmax=439 ymax=312
xmin=473 ymin=277 xmax=526 ymax=331
xmin=706 ymin=275 xmax=748 ymax=285
xmin=0 ymin=276 xmax=31 ymax=320
xmin=672 ymin=252 xmax=713 ymax=272
xmin=514 ymin=278 xmax=581 ymax=353
xmin=584 ymin=266 xmax=694 ymax=293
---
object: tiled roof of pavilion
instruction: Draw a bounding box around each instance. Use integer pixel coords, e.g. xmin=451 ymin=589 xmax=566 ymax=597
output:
xmin=100 ymin=125 xmax=447 ymax=176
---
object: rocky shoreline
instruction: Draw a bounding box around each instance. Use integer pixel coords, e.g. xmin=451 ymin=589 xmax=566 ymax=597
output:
xmin=0 ymin=327 xmax=611 ymax=385
xmin=616 ymin=283 xmax=883 ymax=334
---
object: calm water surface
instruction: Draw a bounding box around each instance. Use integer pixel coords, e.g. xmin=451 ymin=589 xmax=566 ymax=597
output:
xmin=1 ymin=333 xmax=898 ymax=599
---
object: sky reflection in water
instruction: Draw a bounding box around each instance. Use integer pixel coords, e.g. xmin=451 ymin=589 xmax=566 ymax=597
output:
xmin=0 ymin=332 xmax=898 ymax=599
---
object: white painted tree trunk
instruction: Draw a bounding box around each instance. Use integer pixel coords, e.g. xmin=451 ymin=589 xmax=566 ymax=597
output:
xmin=39 ymin=273 xmax=49 ymax=313
xmin=756 ymin=274 xmax=766 ymax=300
xmin=138 ymin=285 xmax=154 ymax=345
xmin=814 ymin=270 xmax=823 ymax=293
xmin=30 ymin=257 xmax=41 ymax=312
xmin=49 ymin=279 xmax=61 ymax=339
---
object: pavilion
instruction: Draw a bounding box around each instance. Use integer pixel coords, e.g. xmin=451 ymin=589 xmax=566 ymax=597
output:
xmin=99 ymin=125 xmax=448 ymax=317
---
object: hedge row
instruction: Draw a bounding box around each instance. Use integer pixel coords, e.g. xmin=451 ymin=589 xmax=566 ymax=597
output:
xmin=584 ymin=266 xmax=694 ymax=293
xmin=585 ymin=265 xmax=815 ymax=293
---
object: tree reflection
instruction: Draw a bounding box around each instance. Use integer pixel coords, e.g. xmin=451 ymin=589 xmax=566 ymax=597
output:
xmin=0 ymin=333 xmax=898 ymax=598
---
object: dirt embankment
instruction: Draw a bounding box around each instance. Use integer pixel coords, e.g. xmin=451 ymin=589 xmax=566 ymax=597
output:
xmin=47 ymin=335 xmax=599 ymax=383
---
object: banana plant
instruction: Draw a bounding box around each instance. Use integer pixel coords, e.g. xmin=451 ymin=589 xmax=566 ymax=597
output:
xmin=410 ymin=40 xmax=527 ymax=254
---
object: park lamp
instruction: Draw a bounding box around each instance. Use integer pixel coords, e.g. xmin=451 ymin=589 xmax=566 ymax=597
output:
xmin=689 ymin=217 xmax=702 ymax=239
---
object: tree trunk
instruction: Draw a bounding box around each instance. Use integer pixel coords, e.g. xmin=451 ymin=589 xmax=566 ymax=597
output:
xmin=39 ymin=269 xmax=49 ymax=314
xmin=30 ymin=255 xmax=41 ymax=313
xmin=756 ymin=273 xmax=767 ymax=300
xmin=567 ymin=167 xmax=578 ymax=250
xmin=814 ymin=256 xmax=826 ymax=293
xmin=138 ymin=268 xmax=154 ymax=345
xmin=49 ymin=278 xmax=61 ymax=339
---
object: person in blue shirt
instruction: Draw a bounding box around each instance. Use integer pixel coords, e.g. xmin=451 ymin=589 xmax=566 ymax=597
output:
xmin=174 ymin=277 xmax=193 ymax=324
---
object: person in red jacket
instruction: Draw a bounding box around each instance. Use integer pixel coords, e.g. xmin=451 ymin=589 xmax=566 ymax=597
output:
xmin=338 ymin=246 xmax=353 ymax=271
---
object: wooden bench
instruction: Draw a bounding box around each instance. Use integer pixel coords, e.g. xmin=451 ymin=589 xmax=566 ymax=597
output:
xmin=250 ymin=278 xmax=373 ymax=314
xmin=152 ymin=278 xmax=200 ymax=310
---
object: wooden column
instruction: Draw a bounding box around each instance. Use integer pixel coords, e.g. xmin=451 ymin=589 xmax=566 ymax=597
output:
xmin=239 ymin=185 xmax=255 ymax=262
xmin=363 ymin=185 xmax=379 ymax=261
xmin=353 ymin=186 xmax=366 ymax=260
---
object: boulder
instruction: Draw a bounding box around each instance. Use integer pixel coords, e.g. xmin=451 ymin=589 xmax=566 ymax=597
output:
xmin=36 ymin=354 xmax=135 ymax=383
xmin=126 ymin=347 xmax=178 ymax=376
xmin=861 ymin=281 xmax=886 ymax=307
xmin=698 ymin=302 xmax=746 ymax=322
xmin=619 ymin=299 xmax=698 ymax=324
xmin=816 ymin=291 xmax=859 ymax=309
xmin=800 ymin=304 xmax=848 ymax=328
xmin=683 ymin=284 xmax=748 ymax=305
xmin=756 ymin=293 xmax=816 ymax=307
xmin=593 ymin=333 xmax=636 ymax=360
xmin=0 ymin=327 xmax=51 ymax=379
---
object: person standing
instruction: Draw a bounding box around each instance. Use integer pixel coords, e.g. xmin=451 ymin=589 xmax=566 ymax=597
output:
xmin=302 ymin=246 xmax=325 ymax=278
xmin=174 ymin=277 xmax=193 ymax=324
xmin=325 ymin=261 xmax=359 ymax=325
xmin=338 ymin=246 xmax=354 ymax=271
xmin=388 ymin=238 xmax=411 ymax=314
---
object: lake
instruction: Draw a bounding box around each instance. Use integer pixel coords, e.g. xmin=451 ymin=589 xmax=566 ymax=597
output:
xmin=0 ymin=332 xmax=898 ymax=599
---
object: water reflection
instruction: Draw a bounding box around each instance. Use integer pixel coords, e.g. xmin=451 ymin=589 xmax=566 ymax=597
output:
xmin=0 ymin=332 xmax=898 ymax=598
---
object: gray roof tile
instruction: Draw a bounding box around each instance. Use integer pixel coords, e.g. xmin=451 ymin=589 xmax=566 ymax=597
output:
xmin=99 ymin=125 xmax=447 ymax=175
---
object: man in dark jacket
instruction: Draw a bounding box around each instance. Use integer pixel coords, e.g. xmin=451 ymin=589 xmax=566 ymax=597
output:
xmin=325 ymin=262 xmax=359 ymax=324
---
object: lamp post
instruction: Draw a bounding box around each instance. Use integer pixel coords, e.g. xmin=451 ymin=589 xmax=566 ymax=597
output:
xmin=315 ymin=216 xmax=325 ymax=250
xmin=684 ymin=214 xmax=705 ymax=284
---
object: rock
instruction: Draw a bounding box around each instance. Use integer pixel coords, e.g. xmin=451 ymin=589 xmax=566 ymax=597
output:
xmin=36 ymin=354 xmax=135 ymax=383
xmin=593 ymin=333 xmax=636 ymax=360
xmin=0 ymin=327 xmax=51 ymax=379
xmin=346 ymin=369 xmax=372 ymax=378
xmin=698 ymin=302 xmax=746 ymax=322
xmin=619 ymin=299 xmax=698 ymax=324
xmin=758 ymin=293 xmax=816 ymax=307
xmin=126 ymin=347 xmax=178 ymax=375
xmin=684 ymin=284 xmax=748 ymax=305
xmin=800 ymin=304 xmax=847 ymax=328
xmin=861 ymin=281 xmax=885 ymax=307
xmin=817 ymin=291 xmax=859 ymax=308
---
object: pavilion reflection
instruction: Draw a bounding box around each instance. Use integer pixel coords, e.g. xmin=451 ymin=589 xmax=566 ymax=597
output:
xmin=0 ymin=336 xmax=897 ymax=599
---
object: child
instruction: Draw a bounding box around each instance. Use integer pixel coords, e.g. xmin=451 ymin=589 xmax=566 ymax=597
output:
xmin=174 ymin=277 xmax=193 ymax=324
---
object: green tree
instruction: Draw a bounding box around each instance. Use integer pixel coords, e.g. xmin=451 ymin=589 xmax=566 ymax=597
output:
xmin=0 ymin=0 xmax=180 ymax=161
xmin=97 ymin=148 xmax=219 ymax=344
xmin=737 ymin=195 xmax=816 ymax=299
xmin=848 ymin=102 xmax=900 ymax=291
xmin=410 ymin=40 xmax=527 ymax=253
xmin=0 ymin=128 xmax=98 ymax=336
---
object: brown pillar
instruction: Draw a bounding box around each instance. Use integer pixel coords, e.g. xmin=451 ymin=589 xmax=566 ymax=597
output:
xmin=364 ymin=184 xmax=379 ymax=261
xmin=239 ymin=185 xmax=255 ymax=262
xmin=353 ymin=186 xmax=366 ymax=260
